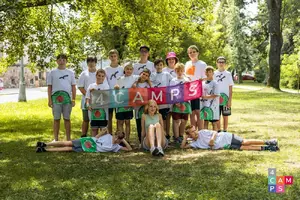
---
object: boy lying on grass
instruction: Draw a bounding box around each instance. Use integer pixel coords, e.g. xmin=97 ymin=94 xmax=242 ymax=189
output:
xmin=36 ymin=128 xmax=132 ymax=153
xmin=181 ymin=125 xmax=279 ymax=151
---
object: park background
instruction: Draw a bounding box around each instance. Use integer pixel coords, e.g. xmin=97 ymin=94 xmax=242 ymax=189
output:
xmin=0 ymin=0 xmax=300 ymax=199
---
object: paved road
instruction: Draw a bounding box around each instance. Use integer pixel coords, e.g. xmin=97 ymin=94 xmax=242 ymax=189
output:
xmin=0 ymin=87 xmax=48 ymax=104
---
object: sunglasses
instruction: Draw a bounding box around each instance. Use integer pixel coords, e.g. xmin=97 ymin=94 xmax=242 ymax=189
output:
xmin=217 ymin=61 xmax=226 ymax=64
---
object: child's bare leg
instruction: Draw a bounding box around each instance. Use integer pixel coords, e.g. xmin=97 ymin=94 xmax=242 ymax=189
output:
xmin=194 ymin=110 xmax=202 ymax=130
xmin=242 ymin=139 xmax=265 ymax=146
xmin=154 ymin=123 xmax=163 ymax=148
xmin=179 ymin=119 xmax=187 ymax=137
xmin=64 ymin=119 xmax=71 ymax=141
xmin=117 ymin=120 xmax=124 ymax=132
xmin=146 ymin=125 xmax=155 ymax=148
xmin=46 ymin=141 xmax=73 ymax=147
xmin=173 ymin=119 xmax=180 ymax=138
xmin=204 ymin=121 xmax=209 ymax=129
xmin=223 ymin=116 xmax=229 ymax=131
xmin=46 ymin=147 xmax=73 ymax=152
xmin=125 ymin=120 xmax=131 ymax=141
xmin=190 ymin=113 xmax=196 ymax=128
xmin=240 ymin=145 xmax=262 ymax=151
xmin=216 ymin=119 xmax=221 ymax=131
xmin=81 ymin=120 xmax=89 ymax=136
xmin=166 ymin=113 xmax=171 ymax=137
xmin=108 ymin=111 xmax=113 ymax=133
xmin=53 ymin=119 xmax=60 ymax=141
xmin=91 ymin=128 xmax=98 ymax=137
xmin=212 ymin=122 xmax=218 ymax=131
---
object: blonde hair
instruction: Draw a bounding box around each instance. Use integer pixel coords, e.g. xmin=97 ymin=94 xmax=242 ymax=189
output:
xmin=144 ymin=100 xmax=159 ymax=114
xmin=108 ymin=49 xmax=119 ymax=56
xmin=174 ymin=62 xmax=185 ymax=72
xmin=185 ymin=124 xmax=194 ymax=135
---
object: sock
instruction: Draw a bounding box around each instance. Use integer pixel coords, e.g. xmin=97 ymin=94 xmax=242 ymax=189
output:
xmin=261 ymin=146 xmax=268 ymax=151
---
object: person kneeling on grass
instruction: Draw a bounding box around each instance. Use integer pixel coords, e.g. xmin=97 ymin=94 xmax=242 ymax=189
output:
xmin=180 ymin=125 xmax=279 ymax=151
xmin=36 ymin=128 xmax=132 ymax=153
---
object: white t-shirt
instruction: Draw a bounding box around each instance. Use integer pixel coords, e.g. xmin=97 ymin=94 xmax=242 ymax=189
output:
xmin=170 ymin=77 xmax=189 ymax=86
xmin=213 ymin=70 xmax=234 ymax=97
xmin=133 ymin=61 xmax=155 ymax=75
xmin=104 ymin=65 xmax=124 ymax=89
xmin=162 ymin=67 xmax=176 ymax=78
xmin=185 ymin=60 xmax=207 ymax=81
xmin=200 ymin=80 xmax=220 ymax=120
xmin=116 ymin=75 xmax=139 ymax=89
xmin=151 ymin=72 xmax=173 ymax=109
xmin=190 ymin=130 xmax=213 ymax=149
xmin=46 ymin=68 xmax=76 ymax=97
xmin=93 ymin=134 xmax=122 ymax=152
xmin=214 ymin=132 xmax=233 ymax=149
xmin=78 ymin=70 xmax=96 ymax=109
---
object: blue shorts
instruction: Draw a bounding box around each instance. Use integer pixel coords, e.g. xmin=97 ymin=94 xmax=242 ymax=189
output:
xmin=72 ymin=139 xmax=83 ymax=152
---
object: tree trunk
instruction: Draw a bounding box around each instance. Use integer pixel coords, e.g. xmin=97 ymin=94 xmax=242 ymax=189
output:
xmin=267 ymin=0 xmax=283 ymax=90
xmin=18 ymin=56 xmax=27 ymax=102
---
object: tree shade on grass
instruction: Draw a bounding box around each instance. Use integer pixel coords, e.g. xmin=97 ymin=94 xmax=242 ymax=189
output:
xmin=0 ymin=87 xmax=300 ymax=199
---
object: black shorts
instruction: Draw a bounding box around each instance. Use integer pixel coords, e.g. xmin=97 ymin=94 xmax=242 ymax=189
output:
xmin=116 ymin=111 xmax=134 ymax=120
xmin=109 ymin=108 xmax=115 ymax=117
xmin=230 ymin=134 xmax=243 ymax=150
xmin=191 ymin=99 xmax=200 ymax=111
xmin=90 ymin=120 xmax=108 ymax=129
xmin=220 ymin=106 xmax=231 ymax=116
xmin=159 ymin=108 xmax=170 ymax=120
xmin=204 ymin=119 xmax=219 ymax=123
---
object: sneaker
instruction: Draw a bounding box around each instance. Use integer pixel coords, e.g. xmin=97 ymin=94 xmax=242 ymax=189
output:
xmin=150 ymin=147 xmax=159 ymax=156
xmin=266 ymin=139 xmax=278 ymax=146
xmin=157 ymin=147 xmax=165 ymax=156
xmin=176 ymin=137 xmax=183 ymax=144
xmin=36 ymin=147 xmax=46 ymax=153
xmin=36 ymin=142 xmax=46 ymax=148
xmin=269 ymin=145 xmax=280 ymax=152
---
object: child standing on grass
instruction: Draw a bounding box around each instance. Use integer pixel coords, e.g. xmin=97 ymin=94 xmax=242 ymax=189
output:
xmin=185 ymin=45 xmax=207 ymax=131
xmin=104 ymin=49 xmax=124 ymax=134
xmin=200 ymin=66 xmax=220 ymax=131
xmin=36 ymin=128 xmax=132 ymax=153
xmin=133 ymin=45 xmax=156 ymax=75
xmin=213 ymin=57 xmax=234 ymax=132
xmin=114 ymin=62 xmax=139 ymax=142
xmin=78 ymin=56 xmax=97 ymax=137
xmin=47 ymin=54 xmax=76 ymax=141
xmin=150 ymin=59 xmax=173 ymax=141
xmin=86 ymin=69 xmax=110 ymax=137
xmin=170 ymin=63 xmax=191 ymax=143
xmin=132 ymin=68 xmax=152 ymax=143
xmin=181 ymin=125 xmax=279 ymax=151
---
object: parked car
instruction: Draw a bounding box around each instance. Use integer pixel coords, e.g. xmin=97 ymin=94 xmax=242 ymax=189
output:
xmin=234 ymin=74 xmax=256 ymax=82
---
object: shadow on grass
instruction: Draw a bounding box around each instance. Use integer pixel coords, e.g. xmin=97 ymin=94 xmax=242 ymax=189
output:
xmin=0 ymin=139 xmax=299 ymax=200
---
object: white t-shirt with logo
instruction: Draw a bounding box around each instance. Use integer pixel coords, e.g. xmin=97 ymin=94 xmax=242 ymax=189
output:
xmin=162 ymin=67 xmax=176 ymax=78
xmin=86 ymin=82 xmax=110 ymax=120
xmin=104 ymin=66 xmax=124 ymax=89
xmin=93 ymin=134 xmax=122 ymax=152
xmin=46 ymin=68 xmax=76 ymax=97
xmin=116 ymin=75 xmax=139 ymax=89
xmin=190 ymin=130 xmax=213 ymax=149
xmin=213 ymin=70 xmax=234 ymax=97
xmin=133 ymin=61 xmax=155 ymax=75
xmin=185 ymin=60 xmax=207 ymax=81
xmin=200 ymin=80 xmax=220 ymax=120
xmin=78 ymin=70 xmax=96 ymax=109
xmin=170 ymin=77 xmax=189 ymax=86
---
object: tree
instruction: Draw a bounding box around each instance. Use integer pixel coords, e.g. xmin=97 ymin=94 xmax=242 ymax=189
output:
xmin=266 ymin=0 xmax=283 ymax=89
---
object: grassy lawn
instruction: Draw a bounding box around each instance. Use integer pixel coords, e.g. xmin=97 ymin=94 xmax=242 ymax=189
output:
xmin=0 ymin=88 xmax=299 ymax=200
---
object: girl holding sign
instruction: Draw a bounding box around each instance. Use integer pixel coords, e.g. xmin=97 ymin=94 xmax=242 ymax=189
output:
xmin=114 ymin=62 xmax=139 ymax=142
xmin=36 ymin=128 xmax=132 ymax=153
xmin=141 ymin=100 xmax=167 ymax=156
xmin=86 ymin=69 xmax=110 ymax=136
xmin=132 ymin=68 xmax=152 ymax=143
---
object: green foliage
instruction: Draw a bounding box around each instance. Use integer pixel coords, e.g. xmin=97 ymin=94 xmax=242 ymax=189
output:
xmin=281 ymin=53 xmax=300 ymax=89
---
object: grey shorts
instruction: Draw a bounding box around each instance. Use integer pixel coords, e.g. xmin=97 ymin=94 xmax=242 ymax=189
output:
xmin=72 ymin=139 xmax=83 ymax=152
xmin=82 ymin=109 xmax=89 ymax=121
xmin=230 ymin=134 xmax=243 ymax=150
xmin=52 ymin=103 xmax=72 ymax=120
xmin=143 ymin=137 xmax=168 ymax=151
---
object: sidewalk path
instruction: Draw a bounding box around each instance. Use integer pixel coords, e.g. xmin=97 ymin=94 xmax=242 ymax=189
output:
xmin=234 ymin=85 xmax=299 ymax=94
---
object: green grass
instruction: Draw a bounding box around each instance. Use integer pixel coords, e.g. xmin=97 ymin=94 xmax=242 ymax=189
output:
xmin=0 ymin=88 xmax=300 ymax=200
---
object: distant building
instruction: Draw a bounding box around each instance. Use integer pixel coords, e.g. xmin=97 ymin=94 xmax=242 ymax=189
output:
xmin=0 ymin=65 xmax=47 ymax=88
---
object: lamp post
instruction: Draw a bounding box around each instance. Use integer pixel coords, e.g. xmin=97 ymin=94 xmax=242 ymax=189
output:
xmin=18 ymin=56 xmax=26 ymax=102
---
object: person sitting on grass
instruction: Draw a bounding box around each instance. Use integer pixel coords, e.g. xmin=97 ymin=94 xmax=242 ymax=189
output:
xmin=180 ymin=125 xmax=279 ymax=151
xmin=141 ymin=100 xmax=168 ymax=156
xmin=36 ymin=128 xmax=132 ymax=153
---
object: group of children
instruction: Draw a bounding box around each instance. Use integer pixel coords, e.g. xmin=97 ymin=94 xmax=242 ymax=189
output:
xmin=39 ymin=45 xmax=279 ymax=155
